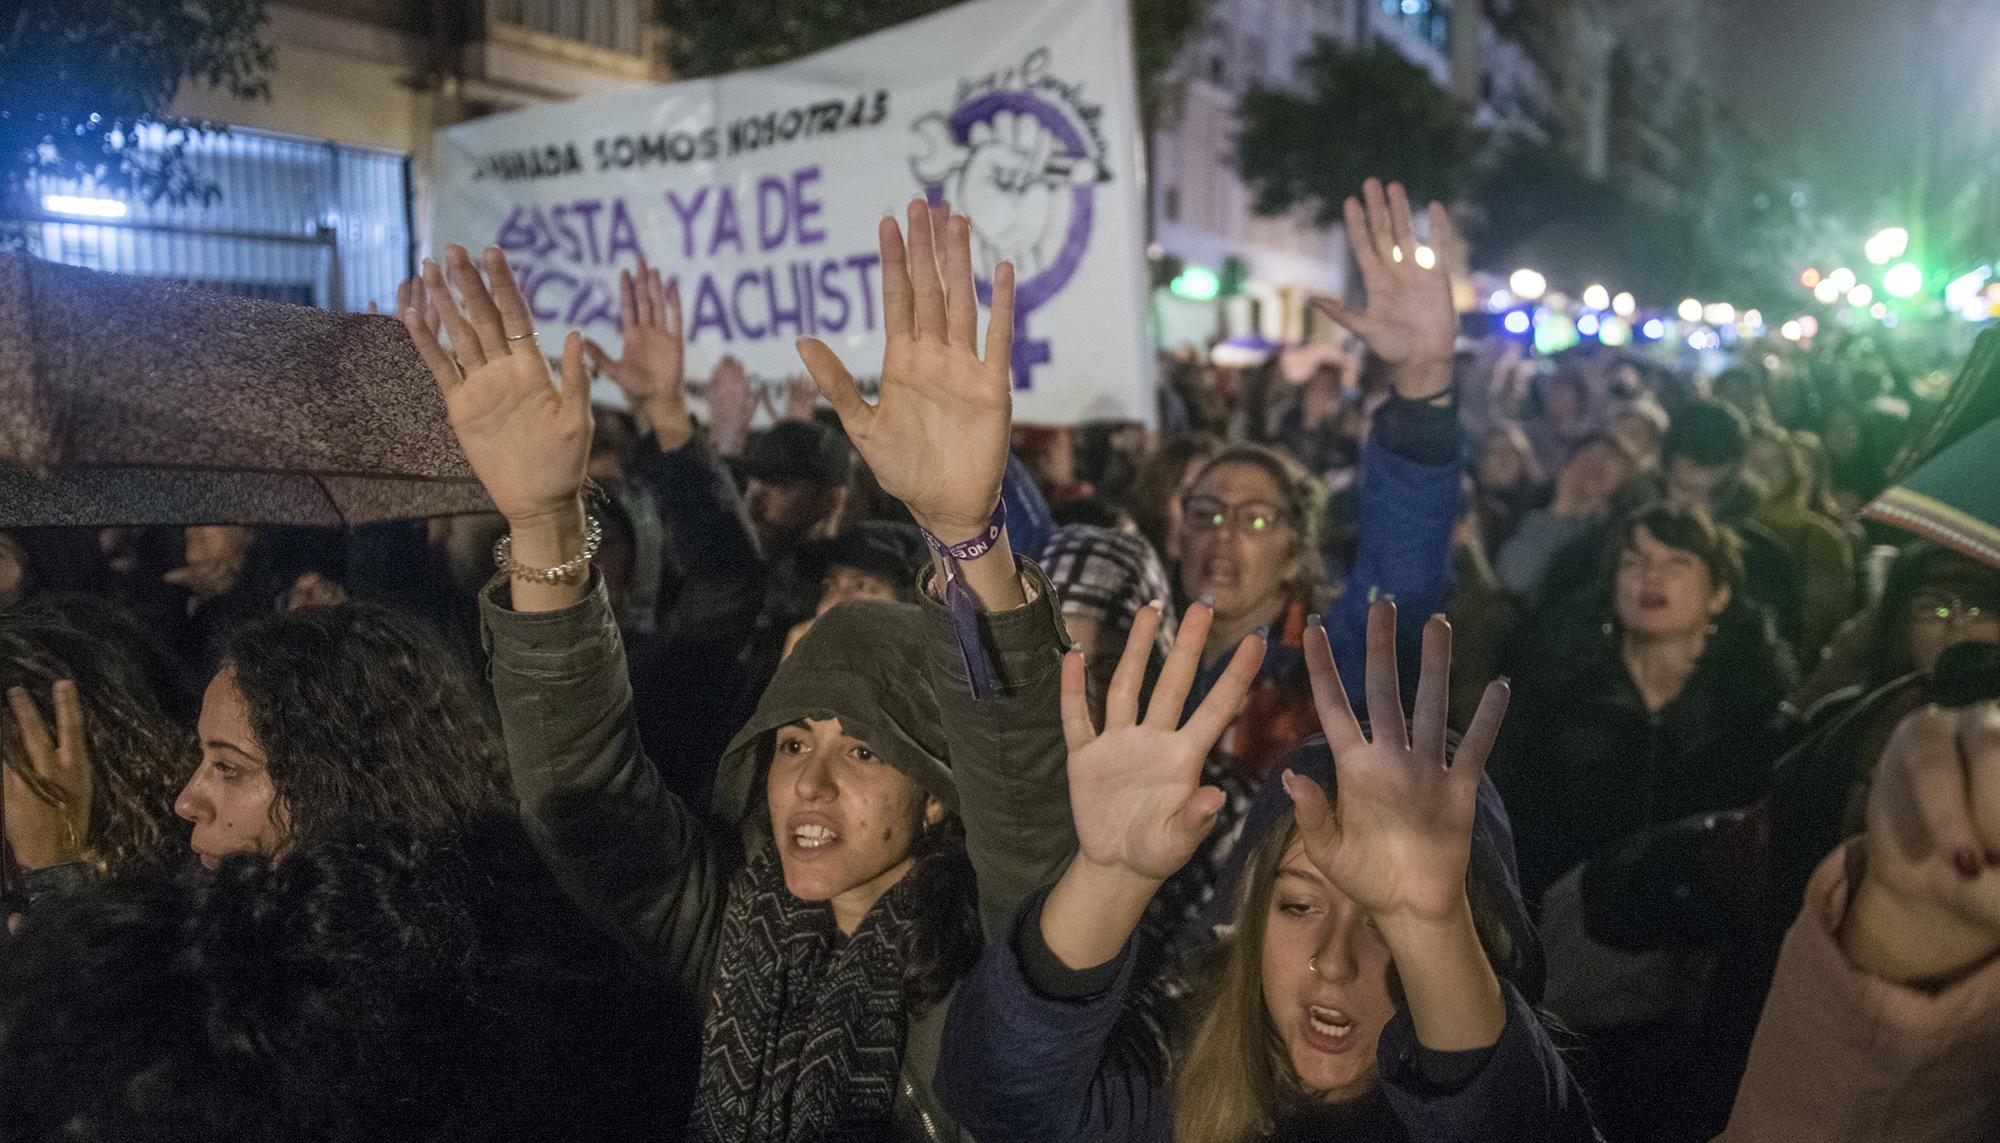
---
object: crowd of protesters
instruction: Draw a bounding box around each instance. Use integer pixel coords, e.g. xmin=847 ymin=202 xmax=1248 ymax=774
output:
xmin=2 ymin=182 xmax=1998 ymax=1143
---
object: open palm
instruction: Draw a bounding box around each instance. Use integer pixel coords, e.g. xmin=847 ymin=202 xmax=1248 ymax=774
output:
xmin=1063 ymin=603 xmax=1265 ymax=882
xmin=585 ymin=259 xmax=683 ymax=413
xmin=1311 ymin=179 xmax=1459 ymax=377
xmin=797 ymin=200 xmax=1015 ymax=540
xmin=404 ymin=245 xmax=591 ymax=525
xmin=1285 ymin=600 xmax=1510 ymax=926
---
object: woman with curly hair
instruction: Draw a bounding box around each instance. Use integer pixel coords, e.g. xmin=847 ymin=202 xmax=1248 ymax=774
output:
xmin=3 ymin=597 xmax=194 ymax=897
xmin=172 ymin=602 xmax=509 ymax=868
xmin=0 ymin=815 xmax=682 ymax=1143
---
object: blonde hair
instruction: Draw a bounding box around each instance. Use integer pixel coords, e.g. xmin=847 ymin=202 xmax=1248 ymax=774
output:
xmin=1172 ymin=816 xmax=1306 ymax=1143
xmin=1171 ymin=804 xmax=1524 ymax=1143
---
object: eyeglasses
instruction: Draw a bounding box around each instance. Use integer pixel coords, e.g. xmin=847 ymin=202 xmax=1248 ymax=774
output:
xmin=1181 ymin=496 xmax=1290 ymax=536
xmin=1909 ymin=591 xmax=1997 ymax=625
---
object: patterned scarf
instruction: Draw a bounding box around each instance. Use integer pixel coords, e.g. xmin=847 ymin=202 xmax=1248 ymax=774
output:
xmin=688 ymin=848 xmax=918 ymax=1143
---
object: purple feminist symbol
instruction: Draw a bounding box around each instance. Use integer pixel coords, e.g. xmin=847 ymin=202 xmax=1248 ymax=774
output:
xmin=923 ymin=90 xmax=1096 ymax=391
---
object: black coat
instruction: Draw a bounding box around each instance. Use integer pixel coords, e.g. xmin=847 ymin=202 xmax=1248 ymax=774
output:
xmin=1490 ymin=606 xmax=1796 ymax=907
xmin=0 ymin=814 xmax=688 ymax=1143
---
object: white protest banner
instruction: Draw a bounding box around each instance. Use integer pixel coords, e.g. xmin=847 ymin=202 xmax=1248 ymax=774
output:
xmin=432 ymin=0 xmax=1153 ymax=427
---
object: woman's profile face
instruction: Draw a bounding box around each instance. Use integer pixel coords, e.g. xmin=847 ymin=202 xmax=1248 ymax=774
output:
xmin=176 ymin=670 xmax=289 ymax=868
xmin=765 ymin=717 xmax=939 ymax=928
xmin=1259 ymin=839 xmax=1397 ymax=1101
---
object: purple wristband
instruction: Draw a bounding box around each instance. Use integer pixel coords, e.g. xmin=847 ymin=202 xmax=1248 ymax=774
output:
xmin=921 ymin=499 xmax=1009 ymax=562
xmin=922 ymin=498 xmax=1009 ymax=700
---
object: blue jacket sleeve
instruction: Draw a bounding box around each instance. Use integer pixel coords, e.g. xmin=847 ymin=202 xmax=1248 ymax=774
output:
xmin=1379 ymin=979 xmax=1603 ymax=1142
xmin=1324 ymin=403 xmax=1462 ymax=707
xmin=935 ymin=892 xmax=1171 ymax=1143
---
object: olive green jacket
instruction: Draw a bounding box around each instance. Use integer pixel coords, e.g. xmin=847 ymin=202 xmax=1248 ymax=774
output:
xmin=480 ymin=563 xmax=1072 ymax=1141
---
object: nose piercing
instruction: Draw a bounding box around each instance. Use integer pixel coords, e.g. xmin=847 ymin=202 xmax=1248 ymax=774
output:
xmin=1309 ymin=955 xmax=1322 ymax=979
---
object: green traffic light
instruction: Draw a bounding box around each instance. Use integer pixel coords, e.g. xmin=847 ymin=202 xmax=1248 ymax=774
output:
xmin=1884 ymin=262 xmax=1924 ymax=299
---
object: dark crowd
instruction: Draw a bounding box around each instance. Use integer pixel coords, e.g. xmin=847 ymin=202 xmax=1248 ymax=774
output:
xmin=3 ymin=186 xmax=1997 ymax=1143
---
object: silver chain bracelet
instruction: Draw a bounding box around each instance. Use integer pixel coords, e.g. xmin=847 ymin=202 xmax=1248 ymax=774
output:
xmin=493 ymin=514 xmax=603 ymax=585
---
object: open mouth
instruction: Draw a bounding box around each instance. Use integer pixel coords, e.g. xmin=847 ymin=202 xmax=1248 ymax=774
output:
xmin=1307 ymin=1004 xmax=1355 ymax=1040
xmin=791 ymin=822 xmax=840 ymax=851
xmin=1296 ymin=1003 xmax=1360 ymax=1055
xmin=1199 ymin=556 xmax=1241 ymax=592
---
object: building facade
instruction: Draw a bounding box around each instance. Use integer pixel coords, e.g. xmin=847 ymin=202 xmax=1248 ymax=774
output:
xmin=15 ymin=0 xmax=661 ymax=314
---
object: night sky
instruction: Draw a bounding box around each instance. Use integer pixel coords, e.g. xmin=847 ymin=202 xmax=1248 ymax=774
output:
xmin=1709 ymin=0 xmax=1997 ymax=215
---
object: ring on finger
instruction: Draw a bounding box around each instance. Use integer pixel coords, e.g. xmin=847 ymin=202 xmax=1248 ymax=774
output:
xmin=504 ymin=330 xmax=538 ymax=343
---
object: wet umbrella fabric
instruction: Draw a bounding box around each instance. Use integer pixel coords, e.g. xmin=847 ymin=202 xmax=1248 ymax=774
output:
xmin=0 ymin=252 xmax=492 ymax=527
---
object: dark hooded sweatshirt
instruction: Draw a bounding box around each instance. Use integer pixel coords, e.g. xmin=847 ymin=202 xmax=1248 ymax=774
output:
xmin=480 ymin=565 xmax=1072 ymax=1141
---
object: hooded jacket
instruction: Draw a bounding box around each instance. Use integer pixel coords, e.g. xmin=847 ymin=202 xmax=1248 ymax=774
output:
xmin=481 ymin=565 xmax=1072 ymax=1141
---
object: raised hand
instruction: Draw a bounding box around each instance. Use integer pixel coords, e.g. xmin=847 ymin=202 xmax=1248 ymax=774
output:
xmin=1841 ymin=702 xmax=2000 ymax=985
xmin=1285 ymin=600 xmax=1511 ymax=1050
xmin=796 ymin=199 xmax=1014 ymax=544
xmin=1040 ymin=602 xmax=1264 ymax=969
xmin=1063 ymin=603 xmax=1265 ymax=882
xmin=1310 ymin=179 xmax=1460 ymax=400
xmin=705 ymin=356 xmax=756 ymax=457
xmin=1283 ymin=600 xmax=1510 ymax=928
xmin=4 ymin=681 xmax=91 ymax=871
xmin=405 ymin=245 xmax=592 ymax=612
xmin=405 ymin=245 xmax=592 ymax=530
xmin=584 ymin=259 xmax=688 ymax=447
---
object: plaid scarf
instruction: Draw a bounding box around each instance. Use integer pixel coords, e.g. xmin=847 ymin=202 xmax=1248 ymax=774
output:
xmin=688 ymin=848 xmax=917 ymax=1143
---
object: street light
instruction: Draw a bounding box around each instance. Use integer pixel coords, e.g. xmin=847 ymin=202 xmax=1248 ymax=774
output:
xmin=1169 ymin=264 xmax=1220 ymax=300
xmin=1884 ymin=261 xmax=1924 ymax=299
xmin=1703 ymin=302 xmax=1736 ymax=326
xmin=1509 ymin=269 xmax=1547 ymax=301
xmin=1864 ymin=227 xmax=1910 ymax=265
xmin=1780 ymin=320 xmax=1802 ymax=340
xmin=1582 ymin=284 xmax=1611 ymax=311
xmin=1813 ymin=278 xmax=1843 ymax=304
xmin=1847 ymin=284 xmax=1874 ymax=307
xmin=1827 ymin=267 xmax=1857 ymax=293
xmin=42 ymin=193 xmax=127 ymax=219
xmin=1678 ymin=298 xmax=1704 ymax=322
xmin=1611 ymin=291 xmax=1636 ymax=317
xmin=1800 ymin=267 xmax=1822 ymax=288
xmin=1641 ymin=318 xmax=1667 ymax=340
xmin=1869 ymin=302 xmax=1888 ymax=320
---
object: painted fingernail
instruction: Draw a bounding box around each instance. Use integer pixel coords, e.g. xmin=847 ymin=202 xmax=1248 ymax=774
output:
xmin=1380 ymin=593 xmax=1397 ymax=605
xmin=1306 ymin=612 xmax=1322 ymax=628
xmin=1497 ymin=675 xmax=1512 ymax=687
xmin=1954 ymin=850 xmax=1982 ymax=880
xmin=1197 ymin=593 xmax=1214 ymax=608
xmin=1255 ymin=626 xmax=1270 ymax=640
xmin=1146 ymin=598 xmax=1165 ymax=611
